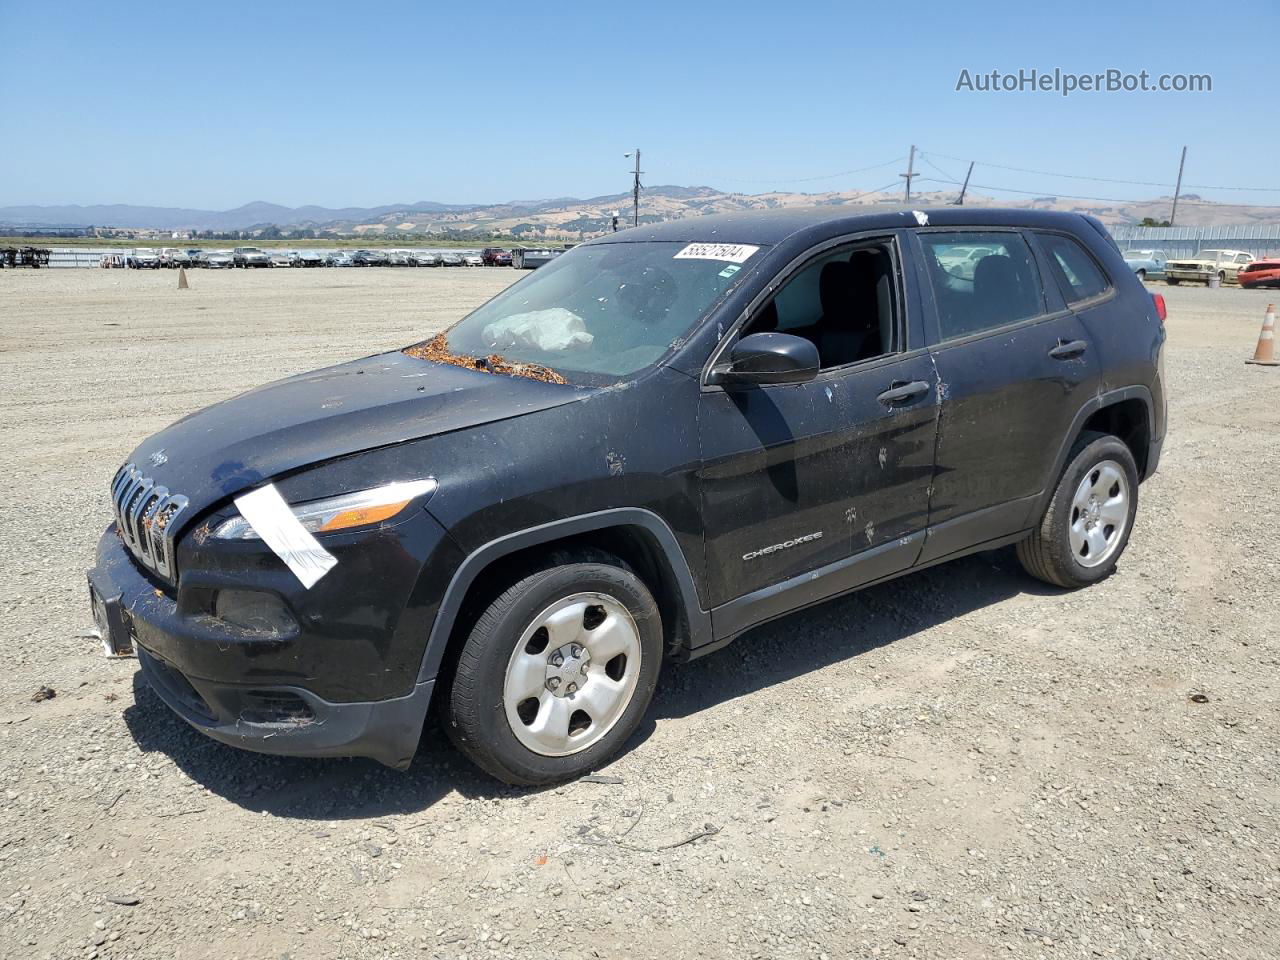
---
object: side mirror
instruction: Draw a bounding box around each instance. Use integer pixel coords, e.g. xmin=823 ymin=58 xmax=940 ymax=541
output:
xmin=709 ymin=332 xmax=820 ymax=388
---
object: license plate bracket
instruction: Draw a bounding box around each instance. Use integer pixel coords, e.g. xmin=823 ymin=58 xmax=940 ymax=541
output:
xmin=88 ymin=576 xmax=134 ymax=658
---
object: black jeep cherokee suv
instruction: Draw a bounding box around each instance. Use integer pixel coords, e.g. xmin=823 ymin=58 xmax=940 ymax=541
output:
xmin=89 ymin=207 xmax=1167 ymax=785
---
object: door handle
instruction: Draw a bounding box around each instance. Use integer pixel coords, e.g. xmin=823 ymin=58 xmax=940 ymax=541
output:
xmin=876 ymin=380 xmax=931 ymax=405
xmin=1049 ymin=339 xmax=1088 ymax=360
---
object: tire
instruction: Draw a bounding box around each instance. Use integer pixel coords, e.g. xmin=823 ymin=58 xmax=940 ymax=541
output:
xmin=1135 ymin=269 xmax=1146 ymax=282
xmin=1017 ymin=432 xmax=1139 ymax=589
xmin=1166 ymin=279 xmax=1180 ymax=286
xmin=445 ymin=557 xmax=662 ymax=785
xmin=1217 ymin=271 xmax=1227 ymax=285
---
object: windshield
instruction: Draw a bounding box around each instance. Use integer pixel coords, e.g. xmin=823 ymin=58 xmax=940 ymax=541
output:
xmin=428 ymin=240 xmax=759 ymax=379
xmin=1197 ymin=249 xmax=1228 ymax=261
xmin=1124 ymin=250 xmax=1153 ymax=258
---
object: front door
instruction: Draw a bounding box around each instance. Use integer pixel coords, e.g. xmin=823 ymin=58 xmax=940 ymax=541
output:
xmin=696 ymin=235 xmax=938 ymax=620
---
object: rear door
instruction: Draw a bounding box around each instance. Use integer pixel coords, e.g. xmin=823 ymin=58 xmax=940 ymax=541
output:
xmin=910 ymin=228 xmax=1101 ymax=563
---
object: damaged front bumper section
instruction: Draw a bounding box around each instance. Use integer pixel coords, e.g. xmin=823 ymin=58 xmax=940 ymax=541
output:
xmin=135 ymin=644 xmax=434 ymax=770
xmin=88 ymin=526 xmax=434 ymax=770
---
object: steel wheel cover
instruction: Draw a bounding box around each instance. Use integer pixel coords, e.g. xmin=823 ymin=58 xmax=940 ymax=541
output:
xmin=503 ymin=592 xmax=642 ymax=757
xmin=1068 ymin=458 xmax=1130 ymax=568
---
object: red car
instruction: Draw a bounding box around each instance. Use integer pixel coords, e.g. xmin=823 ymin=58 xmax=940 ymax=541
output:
xmin=481 ymin=247 xmax=512 ymax=266
xmin=1239 ymin=258 xmax=1280 ymax=289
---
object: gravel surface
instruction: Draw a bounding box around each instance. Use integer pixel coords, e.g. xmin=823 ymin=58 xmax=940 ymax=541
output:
xmin=1 ymin=269 xmax=1277 ymax=960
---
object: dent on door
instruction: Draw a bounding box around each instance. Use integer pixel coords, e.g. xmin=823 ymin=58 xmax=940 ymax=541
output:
xmin=697 ymin=352 xmax=938 ymax=612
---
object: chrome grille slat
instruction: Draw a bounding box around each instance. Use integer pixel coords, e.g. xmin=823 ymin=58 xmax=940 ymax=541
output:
xmin=126 ymin=478 xmax=154 ymax=554
xmin=110 ymin=463 xmax=189 ymax=582
xmin=118 ymin=475 xmax=146 ymax=553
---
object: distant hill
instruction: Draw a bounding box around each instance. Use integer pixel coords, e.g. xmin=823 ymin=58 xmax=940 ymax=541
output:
xmin=2 ymin=184 xmax=1275 ymax=236
xmin=0 ymin=199 xmax=474 ymax=231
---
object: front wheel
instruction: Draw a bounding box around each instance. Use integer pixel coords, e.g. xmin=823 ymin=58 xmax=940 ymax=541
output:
xmin=1166 ymin=278 xmax=1180 ymax=286
xmin=1135 ymin=269 xmax=1146 ymax=282
xmin=1017 ymin=432 xmax=1139 ymax=588
xmin=445 ymin=557 xmax=662 ymax=785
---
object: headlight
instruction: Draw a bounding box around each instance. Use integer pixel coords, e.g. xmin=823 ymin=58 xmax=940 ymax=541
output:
xmin=212 ymin=478 xmax=437 ymax=541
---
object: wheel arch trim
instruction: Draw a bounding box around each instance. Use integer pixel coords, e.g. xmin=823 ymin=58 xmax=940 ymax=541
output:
xmin=1034 ymin=385 xmax=1154 ymax=519
xmin=416 ymin=508 xmax=711 ymax=685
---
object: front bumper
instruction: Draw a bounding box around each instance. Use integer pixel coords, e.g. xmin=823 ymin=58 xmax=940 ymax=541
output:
xmin=88 ymin=508 xmax=460 ymax=768
xmin=135 ymin=642 xmax=434 ymax=769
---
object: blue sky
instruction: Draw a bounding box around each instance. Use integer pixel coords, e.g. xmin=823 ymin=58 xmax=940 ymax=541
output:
xmin=3 ymin=1 xmax=1276 ymax=211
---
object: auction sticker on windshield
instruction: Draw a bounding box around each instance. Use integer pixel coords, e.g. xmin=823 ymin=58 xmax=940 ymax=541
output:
xmin=673 ymin=243 xmax=759 ymax=263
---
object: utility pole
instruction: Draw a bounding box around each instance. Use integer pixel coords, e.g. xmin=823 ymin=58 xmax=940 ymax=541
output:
xmin=901 ymin=145 xmax=917 ymax=203
xmin=1170 ymin=145 xmax=1187 ymax=226
xmin=624 ymin=149 xmax=643 ymax=227
xmin=954 ymin=161 xmax=975 ymax=205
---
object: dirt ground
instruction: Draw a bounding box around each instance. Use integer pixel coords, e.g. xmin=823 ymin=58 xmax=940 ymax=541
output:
xmin=1 ymin=268 xmax=1277 ymax=960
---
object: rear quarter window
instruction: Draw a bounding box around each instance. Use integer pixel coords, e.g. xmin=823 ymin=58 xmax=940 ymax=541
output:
xmin=1036 ymin=232 xmax=1112 ymax=304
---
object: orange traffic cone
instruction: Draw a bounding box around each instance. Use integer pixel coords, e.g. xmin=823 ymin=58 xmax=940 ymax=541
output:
xmin=1246 ymin=303 xmax=1278 ymax=366
xmin=177 ymin=267 xmax=189 ymax=290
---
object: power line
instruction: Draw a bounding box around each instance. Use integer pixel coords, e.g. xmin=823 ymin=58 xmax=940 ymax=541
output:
xmin=913 ymin=176 xmax=1280 ymax=210
xmin=919 ymin=154 xmax=960 ymax=183
xmin=920 ymin=149 xmax=1280 ymax=194
xmin=713 ymin=156 xmax=905 ymax=185
xmin=844 ymin=179 xmax=907 ymax=202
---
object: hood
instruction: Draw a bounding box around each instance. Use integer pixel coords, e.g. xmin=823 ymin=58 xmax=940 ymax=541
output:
xmin=124 ymin=351 xmax=587 ymax=519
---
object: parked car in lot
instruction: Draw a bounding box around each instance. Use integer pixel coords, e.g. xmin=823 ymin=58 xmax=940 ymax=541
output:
xmin=326 ymin=251 xmax=355 ymax=268
xmin=462 ymin=254 xmax=484 ymax=267
xmin=204 ymin=251 xmax=234 ymax=269
xmin=90 ymin=207 xmax=1167 ymax=785
xmin=1165 ymin=248 xmax=1254 ymax=285
xmin=411 ymin=251 xmax=442 ymax=267
xmin=511 ymin=248 xmax=565 ymax=270
xmin=439 ymin=252 xmax=464 ymax=267
xmin=269 ymin=251 xmax=294 ymax=268
xmin=129 ymin=248 xmax=161 ymax=269
xmin=482 ymin=247 xmax=513 ymax=266
xmin=934 ymin=244 xmax=997 ymax=281
xmin=1121 ymin=249 xmax=1167 ymax=281
xmin=233 ymin=247 xmax=272 ymax=268
xmin=292 ymin=250 xmax=325 ymax=268
xmin=352 ymin=249 xmax=389 ymax=267
xmin=386 ymin=250 xmax=413 ymax=267
xmin=1238 ymin=258 xmax=1280 ymax=289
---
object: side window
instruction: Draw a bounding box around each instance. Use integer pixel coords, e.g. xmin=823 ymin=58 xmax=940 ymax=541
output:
xmin=1037 ymin=233 xmax=1112 ymax=303
xmin=742 ymin=240 xmax=898 ymax=370
xmin=1236 ymin=253 xmax=1252 ymax=265
xmin=919 ymin=231 xmax=1044 ymax=340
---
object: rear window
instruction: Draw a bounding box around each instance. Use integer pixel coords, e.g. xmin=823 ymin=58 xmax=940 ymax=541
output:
xmin=919 ymin=231 xmax=1045 ymax=340
xmin=1036 ymin=233 xmax=1111 ymax=303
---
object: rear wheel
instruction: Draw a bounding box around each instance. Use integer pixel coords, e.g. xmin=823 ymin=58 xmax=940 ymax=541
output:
xmin=1135 ymin=269 xmax=1146 ymax=282
xmin=1166 ymin=278 xmax=1180 ymax=286
xmin=1017 ymin=432 xmax=1139 ymax=588
xmin=445 ymin=557 xmax=662 ymax=785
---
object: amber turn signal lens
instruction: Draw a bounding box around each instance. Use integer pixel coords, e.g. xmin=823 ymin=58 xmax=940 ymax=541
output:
xmin=316 ymin=500 xmax=412 ymax=532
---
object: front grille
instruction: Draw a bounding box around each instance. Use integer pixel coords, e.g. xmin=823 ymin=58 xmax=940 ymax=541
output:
xmin=110 ymin=463 xmax=190 ymax=581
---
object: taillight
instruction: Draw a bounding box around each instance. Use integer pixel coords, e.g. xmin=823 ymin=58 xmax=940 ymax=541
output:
xmin=1151 ymin=293 xmax=1167 ymax=323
